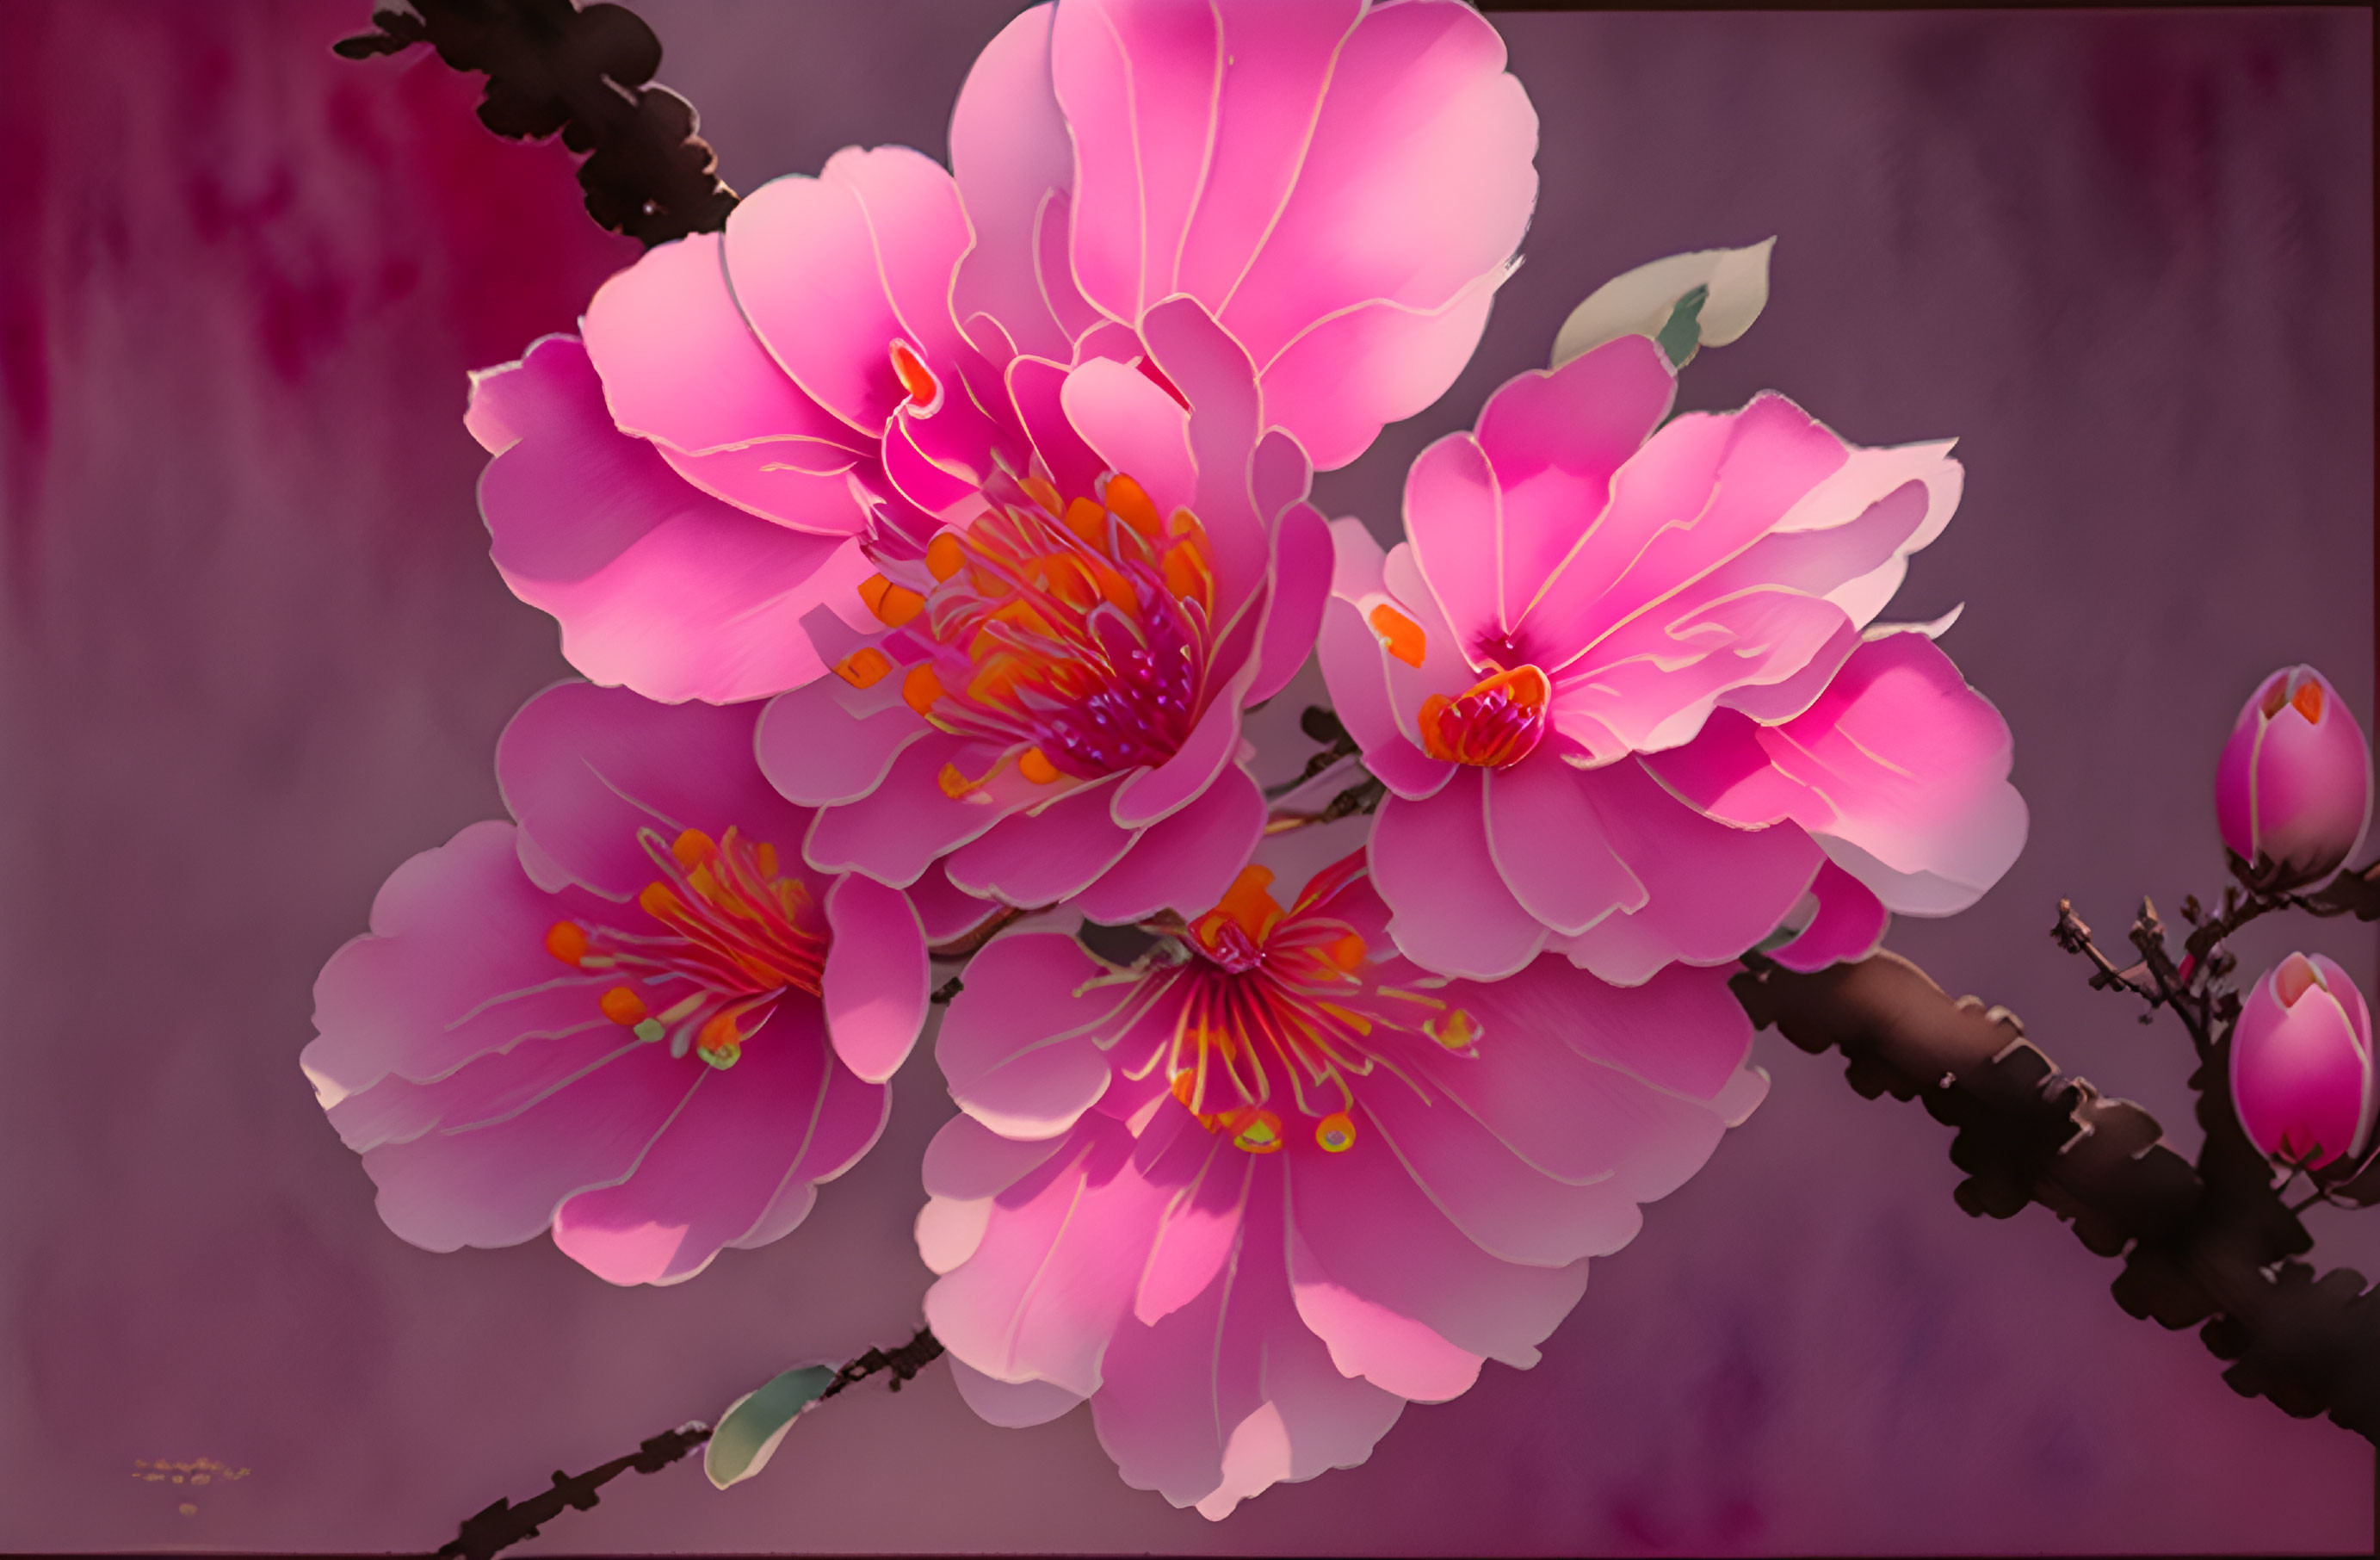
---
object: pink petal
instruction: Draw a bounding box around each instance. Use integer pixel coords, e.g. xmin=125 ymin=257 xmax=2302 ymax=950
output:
xmin=582 ymin=232 xmax=869 ymax=532
xmin=1370 ymin=771 xmax=1546 ymax=980
xmin=1079 ymin=761 xmax=1266 ymax=924
xmin=1482 ymin=752 xmax=1647 ymax=937
xmin=1246 ymin=501 xmax=1334 ymax=704
xmin=473 ymin=337 xmax=875 ymax=704
xmin=360 ymin=1040 xmax=695 ymax=1256
xmin=496 ymin=683 xmax=811 ymax=902
xmin=549 ymin=1002 xmax=847 ymax=1285
xmin=1134 ymin=1136 xmax=1249 ymax=1326
xmin=1139 ymin=295 xmax=1274 ymax=611
xmin=951 ymin=1357 xmax=1086 ymax=1428
xmin=1005 ymin=352 xmax=1106 ymax=502
xmin=1769 ymin=858 xmax=1890 ymax=972
xmin=907 ymin=859 xmax=1005 ymax=945
xmin=1058 ymin=355 xmax=1197 ymax=518
xmin=949 ymin=3 xmax=1079 ymax=362
xmin=1285 ymin=1225 xmax=1482 ymax=1403
xmin=733 ymin=1055 xmax=893 ymax=1250
xmin=1258 ymin=280 xmax=1502 ymax=472
xmin=801 ymin=735 xmax=1036 ymax=889
xmin=1315 ymin=595 xmax=1451 ymax=802
xmin=1402 ymin=430 xmax=1503 ymax=648
xmin=822 ymin=874 xmax=930 ymax=1083
xmin=723 ymin=146 xmax=972 ymax=434
xmin=1110 ymin=694 xmax=1242 ymax=831
xmin=944 ymin=780 xmax=1135 ymax=907
xmin=922 ymin=1109 xmax=1073 ymax=1201
xmin=936 ymin=932 xmax=1125 ymax=1140
xmin=753 ymin=674 xmax=930 ymax=808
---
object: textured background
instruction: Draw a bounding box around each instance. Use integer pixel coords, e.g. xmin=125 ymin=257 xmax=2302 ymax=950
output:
xmin=0 ymin=2 xmax=2372 ymax=1552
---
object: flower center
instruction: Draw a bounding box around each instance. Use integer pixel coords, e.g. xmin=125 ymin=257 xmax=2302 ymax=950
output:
xmin=845 ymin=473 xmax=1216 ymax=797
xmin=1106 ymin=865 xmax=1481 ymax=1155
xmin=543 ymin=826 xmax=827 ymax=1070
xmin=1419 ymin=664 xmax=1551 ymax=768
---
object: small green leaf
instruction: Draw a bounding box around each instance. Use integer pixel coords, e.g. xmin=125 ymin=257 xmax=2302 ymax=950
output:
xmin=1654 ymin=285 xmax=1709 ymax=369
xmin=702 ymin=1365 xmax=835 ymax=1489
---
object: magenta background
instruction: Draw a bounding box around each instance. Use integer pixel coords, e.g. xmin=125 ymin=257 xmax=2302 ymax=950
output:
xmin=1 ymin=2 xmax=2374 ymax=1552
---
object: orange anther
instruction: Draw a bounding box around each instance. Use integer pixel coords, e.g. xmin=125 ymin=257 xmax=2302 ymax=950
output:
xmin=834 ymin=646 xmax=893 ymax=689
xmin=1425 ymin=1007 xmax=1481 ymax=1051
xmin=1314 ymin=1111 xmax=1357 ymax=1153
xmin=1325 ymin=932 xmax=1368 ymax=973
xmin=926 ymin=531 xmax=967 ymax=582
xmin=1019 ymin=746 xmax=1060 ymax=784
xmin=889 ymin=339 xmax=940 ymax=409
xmin=1063 ymin=497 xmax=1108 ymax=547
xmin=1171 ymin=1069 xmax=1199 ymax=1111
xmin=937 ymin=761 xmax=977 ymax=800
xmin=1103 ymin=474 xmax=1161 ymax=538
xmin=858 ymin=573 xmax=924 ymax=628
xmin=1161 ymin=541 xmax=1212 ymax=607
xmin=1369 ymin=604 xmax=1427 ymax=668
xmin=671 ymin=829 xmax=717 ymax=869
xmin=2293 ymin=678 xmax=2326 ymax=724
xmin=1225 ymin=1109 xmax=1286 ymax=1154
xmin=599 ymin=986 xmax=648 ymax=1026
xmin=544 ymin=920 xmax=590 ymax=967
xmin=1020 ymin=474 xmax=1065 ymax=517
xmin=902 ymin=664 xmax=945 ymax=718
xmin=639 ymin=882 xmax=683 ymax=920
xmin=696 ymin=1011 xmax=742 ymax=1053
xmin=1204 ymin=865 xmax=1285 ymax=944
xmin=753 ymin=841 xmax=780 ymax=879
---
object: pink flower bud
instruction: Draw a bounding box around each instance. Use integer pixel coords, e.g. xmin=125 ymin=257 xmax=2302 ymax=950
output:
xmin=2230 ymin=951 xmax=2377 ymax=1168
xmin=2216 ymin=665 xmax=2371 ymax=891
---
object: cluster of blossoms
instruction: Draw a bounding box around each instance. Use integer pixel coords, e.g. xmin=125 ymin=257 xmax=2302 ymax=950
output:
xmin=304 ymin=0 xmax=2030 ymax=1519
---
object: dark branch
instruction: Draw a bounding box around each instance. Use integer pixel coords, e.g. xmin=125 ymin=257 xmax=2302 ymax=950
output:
xmin=1733 ymin=948 xmax=2380 ymax=1440
xmin=336 ymin=0 xmax=737 ymax=245
xmin=814 ymin=1325 xmax=946 ymax=1403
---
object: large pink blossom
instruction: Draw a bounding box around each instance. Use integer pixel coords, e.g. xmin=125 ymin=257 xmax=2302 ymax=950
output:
xmin=1319 ymin=333 xmax=2028 ymax=982
xmin=466 ymin=0 xmax=1536 ymax=706
xmin=918 ymin=845 xmax=1766 ymax=1517
xmin=301 ymin=683 xmax=981 ymax=1285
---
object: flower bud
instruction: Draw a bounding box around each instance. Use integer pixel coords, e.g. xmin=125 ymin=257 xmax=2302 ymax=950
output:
xmin=2230 ymin=951 xmax=2377 ymax=1168
xmin=2216 ymin=665 xmax=2371 ymax=891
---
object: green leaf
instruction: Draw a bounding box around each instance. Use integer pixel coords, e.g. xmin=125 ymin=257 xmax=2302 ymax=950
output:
xmin=1654 ymin=284 xmax=1709 ymax=369
xmin=702 ymin=1365 xmax=835 ymax=1489
xmin=1549 ymin=238 xmax=1776 ymax=369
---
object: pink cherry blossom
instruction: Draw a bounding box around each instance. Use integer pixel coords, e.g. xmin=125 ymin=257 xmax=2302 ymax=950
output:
xmin=468 ymin=0 xmax=1537 ymax=705
xmin=301 ymin=682 xmax=980 ymax=1285
xmin=2216 ymin=665 xmax=2373 ymax=893
xmin=1318 ymin=333 xmax=2027 ymax=981
xmin=2232 ymin=951 xmax=2378 ymax=1170
xmin=918 ymin=847 xmax=1766 ymax=1518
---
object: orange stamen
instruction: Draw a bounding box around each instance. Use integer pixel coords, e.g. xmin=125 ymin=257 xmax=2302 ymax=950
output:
xmin=835 ymin=647 xmax=893 ymax=689
xmin=926 ymin=531 xmax=966 ymax=582
xmin=1103 ymin=474 xmax=1161 ymax=539
xmin=858 ymin=574 xmax=924 ymax=628
xmin=1018 ymin=747 xmax=1060 ymax=784
xmin=889 ymin=340 xmax=940 ymax=408
xmin=544 ymin=920 xmax=590 ymax=966
xmin=1369 ymin=604 xmax=1427 ymax=668
xmin=2293 ymin=678 xmax=2326 ymax=724
xmin=902 ymin=665 xmax=944 ymax=718
xmin=599 ymin=986 xmax=648 ymax=1026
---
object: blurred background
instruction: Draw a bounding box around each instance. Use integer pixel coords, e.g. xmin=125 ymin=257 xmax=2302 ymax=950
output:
xmin=0 ymin=1 xmax=2371 ymax=1552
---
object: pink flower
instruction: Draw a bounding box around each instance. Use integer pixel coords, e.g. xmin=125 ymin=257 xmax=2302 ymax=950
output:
xmin=467 ymin=0 xmax=1537 ymax=705
xmin=2216 ymin=665 xmax=2372 ymax=893
xmin=918 ymin=848 xmax=1766 ymax=1518
xmin=2231 ymin=951 xmax=2377 ymax=1169
xmin=1319 ymin=334 xmax=2027 ymax=981
xmin=301 ymin=683 xmax=980 ymax=1285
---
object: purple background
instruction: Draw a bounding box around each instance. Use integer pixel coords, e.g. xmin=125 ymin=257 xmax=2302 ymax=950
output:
xmin=1 ymin=2 xmax=2373 ymax=1552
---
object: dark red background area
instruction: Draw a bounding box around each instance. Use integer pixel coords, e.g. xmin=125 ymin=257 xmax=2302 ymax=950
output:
xmin=0 ymin=3 xmax=2371 ymax=1552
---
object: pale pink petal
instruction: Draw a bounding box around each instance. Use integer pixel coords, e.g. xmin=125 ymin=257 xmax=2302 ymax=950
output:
xmin=1401 ymin=430 xmax=1502 ymax=647
xmin=1481 ymin=751 xmax=1646 ymax=936
xmin=1110 ymin=694 xmax=1242 ymax=830
xmin=801 ymin=735 xmax=1037 ymax=888
xmin=907 ymin=859 xmax=1005 ymax=944
xmin=1079 ymin=761 xmax=1265 ymax=924
xmin=319 ymin=1026 xmax=640 ymax=1154
xmin=951 ymin=1357 xmax=1086 ymax=1427
xmin=937 ymin=932 xmax=1124 ymax=1139
xmin=1058 ymin=356 xmax=1197 ymax=517
xmin=1133 ymin=1136 xmax=1248 ymax=1326
xmin=1006 ymin=352 xmax=1107 ymax=501
xmin=1138 ymin=295 xmax=1275 ymax=611
xmin=822 ymin=874 xmax=930 ymax=1083
xmin=944 ymin=780 xmax=1135 ymax=907
xmin=360 ymin=1041 xmax=695 ymax=1255
xmin=549 ymin=1003 xmax=838 ymax=1285
xmin=949 ymin=3 xmax=1079 ymax=362
xmin=1247 ymin=501 xmax=1335 ymax=703
xmin=923 ymin=1109 xmax=1073 ymax=1201
xmin=1550 ymin=757 xmax=1822 ymax=984
xmin=1286 ymin=1227 xmax=1483 ymax=1402
xmin=733 ymin=1055 xmax=892 ymax=1249
xmin=1315 ymin=597 xmax=1450 ymax=802
xmin=581 ymin=232 xmax=869 ymax=532
xmin=1287 ymin=1134 xmax=1589 ymax=1372
xmin=473 ymin=337 xmax=874 ymax=704
xmin=1769 ymin=858 xmax=1890 ymax=972
xmin=306 ymin=820 xmax=616 ymax=1099
xmin=1258 ymin=280 xmax=1502 ymax=472
xmin=1370 ymin=772 xmax=1546 ymax=980
xmin=754 ymin=675 xmax=930 ymax=808
xmin=724 ymin=146 xmax=973 ymax=434
xmin=496 ymin=683 xmax=809 ymax=902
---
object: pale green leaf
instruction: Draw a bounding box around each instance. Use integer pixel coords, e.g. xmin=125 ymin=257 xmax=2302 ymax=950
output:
xmin=702 ymin=1365 xmax=835 ymax=1490
xmin=1550 ymin=238 xmax=1776 ymax=369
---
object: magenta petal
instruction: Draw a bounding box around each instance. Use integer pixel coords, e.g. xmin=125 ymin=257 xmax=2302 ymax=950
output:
xmin=1284 ymin=1226 xmax=1482 ymax=1404
xmin=1094 ymin=1165 xmax=1403 ymax=1520
xmin=802 ymin=735 xmax=1032 ymax=888
xmin=1139 ymin=295 xmax=1274 ymax=610
xmin=582 ymin=232 xmax=868 ymax=531
xmin=1247 ymin=505 xmax=1335 ymax=705
xmin=1134 ymin=1138 xmax=1249 ymax=1327
xmin=945 ymin=781 xmax=1134 ymax=906
xmin=1371 ymin=772 xmax=1547 ymax=979
xmin=951 ymin=1357 xmax=1086 ymax=1428
xmin=1006 ymin=353 xmax=1107 ymax=501
xmin=550 ymin=1003 xmax=838 ymax=1285
xmin=754 ymin=677 xmax=928 ymax=808
xmin=906 ymin=859 xmax=1005 ymax=945
xmin=1288 ymin=1132 xmax=1589 ymax=1372
xmin=936 ymin=932 xmax=1124 ymax=1139
xmin=822 ymin=875 xmax=930 ymax=1083
xmin=1079 ymin=762 xmax=1266 ymax=924
xmin=497 ymin=684 xmax=809 ymax=901
xmin=734 ymin=1055 xmax=892 ymax=1250
xmin=473 ymin=337 xmax=875 ymax=703
xmin=949 ymin=3 xmax=1078 ymax=362
xmin=1110 ymin=695 xmax=1242 ymax=831
xmin=1770 ymin=858 xmax=1890 ymax=972
xmin=724 ymin=147 xmax=972 ymax=434
xmin=360 ymin=1040 xmax=694 ymax=1256
xmin=305 ymin=821 xmax=615 ymax=1100
xmin=1482 ymin=753 xmax=1647 ymax=936
xmin=1403 ymin=431 xmax=1503 ymax=641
